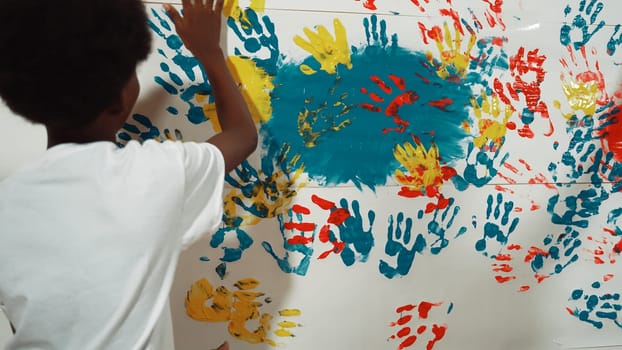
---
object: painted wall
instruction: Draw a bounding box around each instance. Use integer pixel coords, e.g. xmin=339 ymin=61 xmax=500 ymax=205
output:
xmin=2 ymin=0 xmax=622 ymax=349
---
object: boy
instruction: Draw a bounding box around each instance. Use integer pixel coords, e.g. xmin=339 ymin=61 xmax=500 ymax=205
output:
xmin=0 ymin=0 xmax=257 ymax=349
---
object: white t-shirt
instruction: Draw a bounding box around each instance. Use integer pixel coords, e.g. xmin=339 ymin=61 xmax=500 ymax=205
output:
xmin=0 ymin=140 xmax=225 ymax=349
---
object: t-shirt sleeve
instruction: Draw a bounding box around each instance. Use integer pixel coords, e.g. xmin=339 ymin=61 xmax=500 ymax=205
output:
xmin=177 ymin=142 xmax=226 ymax=249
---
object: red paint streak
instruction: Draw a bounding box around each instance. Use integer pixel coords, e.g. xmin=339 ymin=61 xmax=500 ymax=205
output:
xmin=371 ymin=75 xmax=392 ymax=94
xmin=287 ymin=235 xmax=314 ymax=245
xmin=369 ymin=92 xmax=384 ymax=102
xmin=534 ymin=274 xmax=549 ymax=283
xmin=519 ymin=285 xmax=530 ymax=292
xmin=361 ymin=0 xmax=377 ymax=10
xmin=291 ymin=204 xmax=310 ymax=215
xmin=360 ymin=102 xmax=382 ymax=112
xmin=397 ymin=315 xmax=413 ymax=326
xmin=483 ymin=0 xmax=506 ymax=30
xmin=495 ymin=254 xmax=512 ymax=261
xmin=524 ymin=246 xmax=549 ymax=263
xmin=566 ymin=307 xmax=575 ymax=316
xmin=497 ymin=172 xmax=516 ymax=185
xmin=399 ymin=335 xmax=418 ymax=350
xmin=503 ymin=162 xmax=520 ymax=174
xmin=418 ymin=302 xmax=442 ymax=319
xmin=428 ymin=98 xmax=453 ymax=111
xmin=426 ymin=324 xmax=448 ymax=350
xmin=492 ymin=263 xmax=513 ymax=273
xmin=495 ymin=185 xmax=515 ymax=194
xmin=417 ymin=325 xmax=427 ymax=334
xmin=519 ymin=158 xmax=532 ymax=171
xmin=604 ymin=274 xmax=614 ymax=282
xmin=311 ymin=195 xmax=335 ymax=210
xmin=508 ymin=244 xmax=521 ymax=250
xmin=603 ymin=227 xmax=616 ymax=236
xmin=415 ymin=72 xmax=431 ymax=84
xmin=390 ymin=74 xmax=406 ymax=90
xmin=594 ymin=256 xmax=605 ymax=265
xmin=396 ymin=304 xmax=416 ymax=313
xmin=386 ymin=91 xmax=419 ymax=117
xmin=327 ymin=208 xmax=350 ymax=226
xmin=284 ymin=222 xmax=316 ymax=232
xmin=495 ymin=275 xmax=516 ymax=283
xmin=614 ymin=237 xmax=622 ymax=254
xmin=439 ymin=7 xmax=464 ymax=35
xmin=397 ymin=326 xmax=412 ymax=338
xmin=398 ymin=187 xmax=425 ymax=198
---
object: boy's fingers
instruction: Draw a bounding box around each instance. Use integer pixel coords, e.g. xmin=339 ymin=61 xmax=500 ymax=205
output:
xmin=181 ymin=0 xmax=194 ymax=9
xmin=214 ymin=341 xmax=229 ymax=350
xmin=163 ymin=4 xmax=183 ymax=27
xmin=213 ymin=0 xmax=224 ymax=13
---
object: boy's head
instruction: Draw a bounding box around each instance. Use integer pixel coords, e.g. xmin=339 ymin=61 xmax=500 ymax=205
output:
xmin=0 ymin=0 xmax=152 ymax=130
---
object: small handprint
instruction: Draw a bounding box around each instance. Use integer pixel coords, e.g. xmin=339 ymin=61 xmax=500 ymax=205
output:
xmin=379 ymin=212 xmax=426 ymax=279
xmin=262 ymin=206 xmax=316 ymax=276
xmin=228 ymin=8 xmax=280 ymax=75
xmin=560 ymin=0 xmax=606 ymax=50
xmin=360 ymin=73 xmax=418 ymax=134
xmin=461 ymin=140 xmax=509 ymax=188
xmin=547 ymin=187 xmax=609 ymax=228
xmin=427 ymin=198 xmax=467 ymax=255
xmin=210 ymin=225 xmax=254 ymax=263
xmin=470 ymin=91 xmax=514 ymax=149
xmin=527 ymin=226 xmax=582 ymax=280
xmin=474 ymin=193 xmax=519 ymax=257
xmin=116 ymin=113 xmax=183 ymax=146
xmin=224 ymin=144 xmax=305 ymax=226
xmin=424 ymin=21 xmax=477 ymax=81
xmin=337 ymin=199 xmax=376 ymax=266
xmin=293 ymin=18 xmax=352 ymax=75
xmin=298 ymin=77 xmax=353 ymax=148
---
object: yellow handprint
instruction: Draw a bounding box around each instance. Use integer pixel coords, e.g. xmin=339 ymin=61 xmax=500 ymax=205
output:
xmin=470 ymin=91 xmax=514 ymax=149
xmin=294 ymin=19 xmax=352 ymax=75
xmin=394 ymin=138 xmax=446 ymax=193
xmin=425 ymin=22 xmax=477 ymax=81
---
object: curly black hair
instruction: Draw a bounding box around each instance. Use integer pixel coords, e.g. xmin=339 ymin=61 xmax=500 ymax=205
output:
xmin=0 ymin=0 xmax=152 ymax=129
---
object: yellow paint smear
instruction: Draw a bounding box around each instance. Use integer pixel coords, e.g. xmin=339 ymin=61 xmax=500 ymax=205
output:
xmin=223 ymin=0 xmax=265 ymax=18
xmin=278 ymin=309 xmax=302 ymax=317
xmin=204 ymin=56 xmax=273 ymax=132
xmin=560 ymin=79 xmax=598 ymax=118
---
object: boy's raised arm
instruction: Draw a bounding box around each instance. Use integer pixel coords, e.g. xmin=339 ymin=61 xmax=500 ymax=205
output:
xmin=164 ymin=0 xmax=258 ymax=173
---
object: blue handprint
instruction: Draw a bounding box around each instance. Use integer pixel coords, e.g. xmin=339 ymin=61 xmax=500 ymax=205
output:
xmin=426 ymin=198 xmax=467 ymax=255
xmin=116 ymin=113 xmax=183 ymax=146
xmin=547 ymin=187 xmax=609 ymax=229
xmin=379 ymin=212 xmax=426 ymax=279
xmin=530 ymin=226 xmax=582 ymax=277
xmin=148 ymin=8 xmax=214 ymax=125
xmin=337 ymin=199 xmax=376 ymax=267
xmin=568 ymin=280 xmax=622 ymax=330
xmin=261 ymin=208 xmax=316 ymax=276
xmin=475 ymin=193 xmax=519 ymax=257
xmin=459 ymin=141 xmax=509 ymax=188
xmin=210 ymin=219 xmax=254 ymax=263
xmin=228 ymin=8 xmax=280 ymax=76
xmin=560 ymin=0 xmax=606 ymax=50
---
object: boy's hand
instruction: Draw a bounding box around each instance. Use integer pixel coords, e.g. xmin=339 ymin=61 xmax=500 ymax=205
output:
xmin=164 ymin=0 xmax=224 ymax=60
